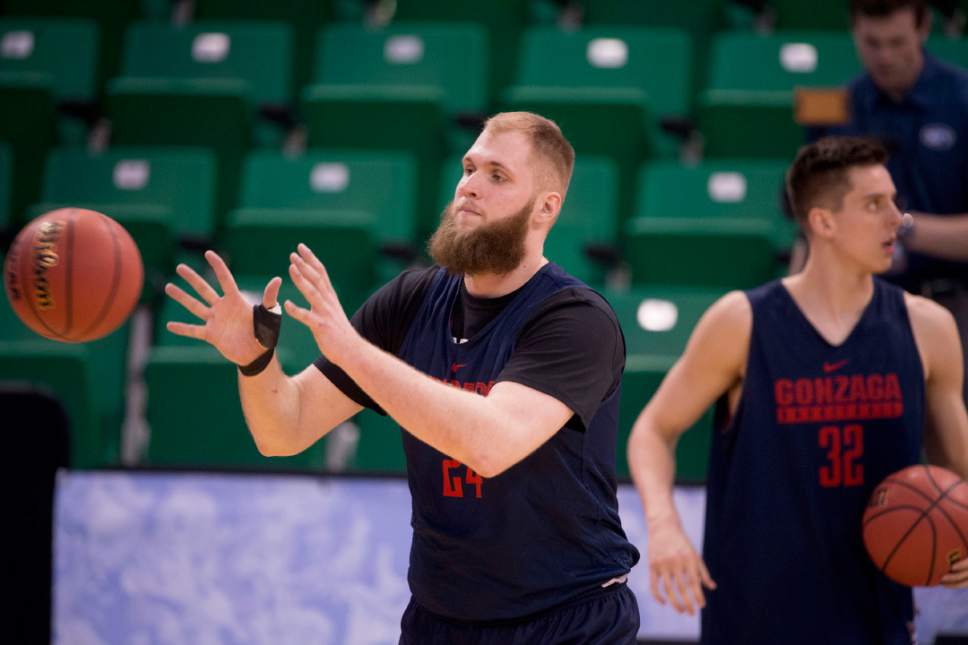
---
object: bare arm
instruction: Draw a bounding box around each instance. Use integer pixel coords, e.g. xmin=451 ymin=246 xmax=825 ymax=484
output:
xmin=908 ymin=294 xmax=968 ymax=589
xmin=284 ymin=244 xmax=573 ymax=478
xmin=905 ymin=212 xmax=968 ymax=263
xmin=238 ymin=360 xmax=362 ymax=457
xmin=627 ymin=291 xmax=751 ymax=614
xmin=907 ymin=294 xmax=968 ymax=479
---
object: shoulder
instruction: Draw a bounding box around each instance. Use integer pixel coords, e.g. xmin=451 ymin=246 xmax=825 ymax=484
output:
xmin=699 ymin=290 xmax=753 ymax=335
xmin=904 ymin=292 xmax=958 ymax=337
xmin=904 ymin=292 xmax=960 ymax=378
xmin=524 ymin=287 xmax=621 ymax=341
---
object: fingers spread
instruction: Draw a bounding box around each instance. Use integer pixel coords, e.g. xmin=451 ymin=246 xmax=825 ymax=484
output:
xmin=297 ymin=243 xmax=334 ymax=293
xmin=176 ymin=263 xmax=219 ymax=305
xmin=165 ymin=282 xmax=211 ymax=321
xmin=263 ymin=276 xmax=282 ymax=309
xmin=205 ymin=250 xmax=239 ymax=296
xmin=166 ymin=320 xmax=207 ymax=341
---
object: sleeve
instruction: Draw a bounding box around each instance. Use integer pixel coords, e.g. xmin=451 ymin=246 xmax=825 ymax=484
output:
xmin=313 ymin=266 xmax=437 ymax=411
xmin=495 ymin=289 xmax=625 ymax=431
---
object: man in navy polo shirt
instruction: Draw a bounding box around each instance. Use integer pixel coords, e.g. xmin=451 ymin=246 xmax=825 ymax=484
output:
xmin=809 ymin=0 xmax=968 ymax=402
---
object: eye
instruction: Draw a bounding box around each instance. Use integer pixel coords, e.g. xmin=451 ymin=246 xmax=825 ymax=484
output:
xmin=866 ymin=199 xmax=880 ymax=212
xmin=491 ymin=172 xmax=505 ymax=182
xmin=462 ymin=165 xmax=473 ymax=176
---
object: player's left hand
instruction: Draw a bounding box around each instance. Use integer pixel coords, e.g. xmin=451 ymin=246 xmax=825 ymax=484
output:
xmin=284 ymin=243 xmax=362 ymax=366
xmin=940 ymin=557 xmax=968 ymax=588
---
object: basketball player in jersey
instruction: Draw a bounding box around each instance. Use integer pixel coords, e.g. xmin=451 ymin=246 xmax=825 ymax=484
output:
xmin=627 ymin=137 xmax=968 ymax=644
xmin=164 ymin=112 xmax=640 ymax=643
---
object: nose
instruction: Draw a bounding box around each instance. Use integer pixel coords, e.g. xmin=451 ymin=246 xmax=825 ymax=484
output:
xmin=456 ymin=170 xmax=481 ymax=201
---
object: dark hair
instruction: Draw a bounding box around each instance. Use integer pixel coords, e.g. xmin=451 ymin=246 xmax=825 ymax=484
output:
xmin=849 ymin=0 xmax=928 ymax=26
xmin=785 ymin=136 xmax=888 ymax=226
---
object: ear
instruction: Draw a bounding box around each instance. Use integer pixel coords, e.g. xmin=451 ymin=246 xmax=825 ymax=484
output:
xmin=919 ymin=11 xmax=932 ymax=42
xmin=806 ymin=205 xmax=836 ymax=239
xmin=535 ymin=191 xmax=562 ymax=226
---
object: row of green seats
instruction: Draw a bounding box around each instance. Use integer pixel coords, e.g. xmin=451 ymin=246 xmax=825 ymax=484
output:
xmin=9 ymin=142 xmax=793 ymax=304
xmin=20 ymin=144 xmax=792 ymax=294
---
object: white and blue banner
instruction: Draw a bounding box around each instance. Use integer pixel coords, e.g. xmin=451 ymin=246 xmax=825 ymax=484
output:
xmin=54 ymin=471 xmax=968 ymax=644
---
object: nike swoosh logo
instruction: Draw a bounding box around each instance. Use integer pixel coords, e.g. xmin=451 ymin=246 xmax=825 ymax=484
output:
xmin=450 ymin=362 xmax=466 ymax=373
xmin=823 ymin=359 xmax=849 ymax=373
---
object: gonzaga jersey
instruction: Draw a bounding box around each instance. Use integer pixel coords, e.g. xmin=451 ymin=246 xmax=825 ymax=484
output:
xmin=702 ymin=279 xmax=924 ymax=645
xmin=397 ymin=263 xmax=638 ymax=622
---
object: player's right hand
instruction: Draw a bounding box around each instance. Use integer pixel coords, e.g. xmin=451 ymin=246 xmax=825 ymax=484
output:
xmin=164 ymin=250 xmax=282 ymax=367
xmin=647 ymin=519 xmax=716 ymax=616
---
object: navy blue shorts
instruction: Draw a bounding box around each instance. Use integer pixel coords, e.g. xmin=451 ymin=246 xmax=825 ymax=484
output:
xmin=398 ymin=583 xmax=639 ymax=645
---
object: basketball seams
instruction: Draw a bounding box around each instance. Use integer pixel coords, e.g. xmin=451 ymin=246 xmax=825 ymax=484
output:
xmin=873 ymin=478 xmax=936 ymax=505
xmin=923 ymin=464 xmax=945 ymax=495
xmin=867 ymin=474 xmax=968 ymax=585
xmin=941 ymin=481 xmax=968 ymax=511
xmin=880 ymin=507 xmax=930 ymax=577
xmin=63 ymin=209 xmax=76 ymax=336
xmin=77 ymin=213 xmax=122 ymax=339
xmin=863 ymin=505 xmax=932 ymax=527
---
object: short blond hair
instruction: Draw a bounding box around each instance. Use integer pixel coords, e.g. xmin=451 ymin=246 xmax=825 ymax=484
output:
xmin=483 ymin=112 xmax=575 ymax=194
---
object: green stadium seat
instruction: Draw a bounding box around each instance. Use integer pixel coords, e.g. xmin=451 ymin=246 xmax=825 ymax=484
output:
xmin=31 ymin=147 xmax=217 ymax=294
xmin=39 ymin=147 xmax=217 ymax=241
xmin=699 ymin=32 xmax=860 ymax=157
xmin=0 ymin=270 xmax=133 ymax=468
xmin=0 ymin=79 xmax=56 ymax=227
xmin=238 ymin=150 xmax=418 ymax=245
xmin=0 ymin=19 xmax=97 ymax=219
xmin=0 ymin=19 xmax=98 ymax=102
xmin=220 ymin=209 xmax=378 ymax=315
xmin=624 ymin=216 xmax=779 ymax=290
xmin=606 ymin=287 xmax=723 ymax=358
xmin=391 ymin=0 xmax=528 ymax=97
xmin=927 ymin=37 xmax=968 ymax=69
xmin=302 ymin=23 xmax=488 ymax=234
xmin=616 ymin=355 xmax=713 ymax=481
xmin=2 ymin=0 xmax=146 ymax=85
xmin=193 ymin=0 xmax=340 ymax=89
xmin=234 ymin=150 xmax=419 ymax=283
xmin=108 ymin=22 xmax=293 ymax=225
xmin=0 ymin=144 xmax=11 ymax=231
xmin=143 ymin=345 xmax=328 ymax=469
xmin=503 ymin=27 xmax=691 ymax=221
xmin=636 ymin=159 xmax=797 ymax=247
xmin=576 ymin=0 xmax=724 ymax=93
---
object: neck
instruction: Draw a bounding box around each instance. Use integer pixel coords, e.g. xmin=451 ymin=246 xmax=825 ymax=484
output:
xmin=882 ymin=53 xmax=924 ymax=102
xmin=783 ymin=248 xmax=875 ymax=319
xmin=464 ymin=254 xmax=549 ymax=298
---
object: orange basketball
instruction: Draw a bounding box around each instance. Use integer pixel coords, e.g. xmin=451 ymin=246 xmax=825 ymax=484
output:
xmin=863 ymin=464 xmax=968 ymax=587
xmin=3 ymin=208 xmax=143 ymax=343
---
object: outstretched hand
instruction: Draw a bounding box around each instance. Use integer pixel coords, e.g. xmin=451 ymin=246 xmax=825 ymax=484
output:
xmin=648 ymin=519 xmax=717 ymax=615
xmin=284 ymin=243 xmax=361 ymax=366
xmin=164 ymin=250 xmax=281 ymax=366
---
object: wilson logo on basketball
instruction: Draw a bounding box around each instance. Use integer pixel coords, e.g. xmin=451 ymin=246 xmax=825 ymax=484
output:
xmin=31 ymin=220 xmax=62 ymax=310
xmin=774 ymin=373 xmax=904 ymax=424
xmin=947 ymin=549 xmax=963 ymax=568
xmin=869 ymin=488 xmax=888 ymax=508
xmin=4 ymin=244 xmax=20 ymax=301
